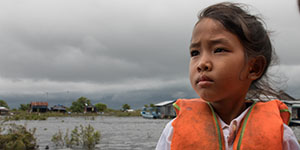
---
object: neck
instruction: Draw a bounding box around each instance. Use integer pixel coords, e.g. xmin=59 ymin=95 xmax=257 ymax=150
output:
xmin=210 ymin=96 xmax=247 ymax=124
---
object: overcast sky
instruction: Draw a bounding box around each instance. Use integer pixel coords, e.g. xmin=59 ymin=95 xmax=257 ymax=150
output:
xmin=0 ymin=0 xmax=300 ymax=109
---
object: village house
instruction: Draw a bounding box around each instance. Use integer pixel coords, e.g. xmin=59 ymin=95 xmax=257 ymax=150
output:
xmin=0 ymin=106 xmax=9 ymax=115
xmin=30 ymin=102 xmax=48 ymax=113
xmin=84 ymin=105 xmax=97 ymax=113
xmin=51 ymin=104 xmax=67 ymax=113
xmin=154 ymin=100 xmax=176 ymax=119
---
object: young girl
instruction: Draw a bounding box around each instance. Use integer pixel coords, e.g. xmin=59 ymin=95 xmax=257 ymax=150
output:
xmin=156 ymin=2 xmax=300 ymax=150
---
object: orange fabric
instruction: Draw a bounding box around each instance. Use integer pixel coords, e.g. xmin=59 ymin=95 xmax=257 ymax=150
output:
xmin=171 ymin=99 xmax=225 ymax=150
xmin=232 ymin=100 xmax=287 ymax=150
xmin=171 ymin=99 xmax=290 ymax=150
xmin=276 ymin=100 xmax=291 ymax=125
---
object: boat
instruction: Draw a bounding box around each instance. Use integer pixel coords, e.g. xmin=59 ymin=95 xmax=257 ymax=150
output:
xmin=140 ymin=107 xmax=159 ymax=119
xmin=282 ymin=100 xmax=300 ymax=126
xmin=290 ymin=120 xmax=300 ymax=126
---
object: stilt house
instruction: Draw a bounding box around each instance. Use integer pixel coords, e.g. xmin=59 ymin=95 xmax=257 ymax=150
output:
xmin=30 ymin=102 xmax=48 ymax=113
xmin=0 ymin=106 xmax=9 ymax=115
xmin=155 ymin=100 xmax=176 ymax=118
xmin=51 ymin=104 xmax=67 ymax=113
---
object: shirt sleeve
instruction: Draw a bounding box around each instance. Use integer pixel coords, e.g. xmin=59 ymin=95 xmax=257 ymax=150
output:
xmin=155 ymin=119 xmax=174 ymax=150
xmin=283 ymin=124 xmax=300 ymax=150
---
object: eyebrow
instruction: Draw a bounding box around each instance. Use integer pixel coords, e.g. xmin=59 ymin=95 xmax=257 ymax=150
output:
xmin=209 ymin=38 xmax=231 ymax=46
xmin=189 ymin=38 xmax=231 ymax=49
xmin=189 ymin=42 xmax=201 ymax=49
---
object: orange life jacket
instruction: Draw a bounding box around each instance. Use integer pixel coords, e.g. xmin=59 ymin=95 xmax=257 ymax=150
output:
xmin=171 ymin=98 xmax=290 ymax=150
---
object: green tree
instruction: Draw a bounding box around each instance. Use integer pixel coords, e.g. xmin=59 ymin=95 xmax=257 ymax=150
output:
xmin=144 ymin=104 xmax=149 ymax=108
xmin=70 ymin=97 xmax=91 ymax=113
xmin=19 ymin=104 xmax=30 ymax=111
xmin=122 ymin=104 xmax=131 ymax=111
xmin=0 ymin=99 xmax=9 ymax=109
xmin=150 ymin=103 xmax=155 ymax=108
xmin=94 ymin=103 xmax=107 ymax=112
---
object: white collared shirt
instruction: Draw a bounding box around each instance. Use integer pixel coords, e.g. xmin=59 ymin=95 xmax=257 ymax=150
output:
xmin=156 ymin=107 xmax=300 ymax=150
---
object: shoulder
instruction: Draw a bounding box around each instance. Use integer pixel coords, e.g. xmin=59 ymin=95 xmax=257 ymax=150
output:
xmin=155 ymin=119 xmax=174 ymax=150
xmin=283 ymin=124 xmax=300 ymax=150
xmin=255 ymin=99 xmax=290 ymax=125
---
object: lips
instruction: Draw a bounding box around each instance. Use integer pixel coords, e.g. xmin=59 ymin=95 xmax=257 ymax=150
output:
xmin=196 ymin=75 xmax=213 ymax=83
xmin=196 ymin=75 xmax=213 ymax=87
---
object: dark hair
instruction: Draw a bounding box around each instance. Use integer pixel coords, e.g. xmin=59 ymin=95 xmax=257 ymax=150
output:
xmin=298 ymin=0 xmax=300 ymax=12
xmin=197 ymin=2 xmax=278 ymax=100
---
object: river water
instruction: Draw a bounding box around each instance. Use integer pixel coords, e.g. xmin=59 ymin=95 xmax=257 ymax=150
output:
xmin=6 ymin=116 xmax=300 ymax=150
xmin=7 ymin=116 xmax=170 ymax=150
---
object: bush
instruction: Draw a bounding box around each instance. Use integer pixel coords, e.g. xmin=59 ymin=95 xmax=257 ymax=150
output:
xmin=0 ymin=100 xmax=9 ymax=109
xmin=81 ymin=124 xmax=101 ymax=149
xmin=94 ymin=103 xmax=107 ymax=112
xmin=0 ymin=123 xmax=37 ymax=150
xmin=51 ymin=129 xmax=64 ymax=148
xmin=52 ymin=124 xmax=100 ymax=150
xmin=19 ymin=104 xmax=30 ymax=111
xmin=70 ymin=97 xmax=91 ymax=113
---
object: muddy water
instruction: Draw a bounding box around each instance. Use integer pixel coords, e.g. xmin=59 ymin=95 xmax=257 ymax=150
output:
xmin=7 ymin=117 xmax=300 ymax=150
xmin=8 ymin=116 xmax=170 ymax=150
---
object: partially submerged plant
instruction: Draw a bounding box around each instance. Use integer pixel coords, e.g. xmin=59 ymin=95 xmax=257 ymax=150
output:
xmin=51 ymin=124 xmax=100 ymax=150
xmin=0 ymin=123 xmax=37 ymax=150
xmin=51 ymin=129 xmax=64 ymax=148
xmin=81 ymin=124 xmax=101 ymax=149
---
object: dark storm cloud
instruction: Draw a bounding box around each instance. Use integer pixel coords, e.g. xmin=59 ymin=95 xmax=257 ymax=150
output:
xmin=0 ymin=0 xmax=193 ymax=84
xmin=0 ymin=0 xmax=300 ymax=108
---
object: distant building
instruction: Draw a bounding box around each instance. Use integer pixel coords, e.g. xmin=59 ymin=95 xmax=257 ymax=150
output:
xmin=30 ymin=102 xmax=48 ymax=113
xmin=247 ymin=90 xmax=296 ymax=101
xmin=0 ymin=106 xmax=9 ymax=115
xmin=155 ymin=100 xmax=176 ymax=119
xmin=250 ymin=90 xmax=300 ymax=125
xmin=51 ymin=104 xmax=67 ymax=113
xmin=84 ymin=105 xmax=97 ymax=113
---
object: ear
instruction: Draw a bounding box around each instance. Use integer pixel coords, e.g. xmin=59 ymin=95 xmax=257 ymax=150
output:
xmin=248 ymin=56 xmax=267 ymax=80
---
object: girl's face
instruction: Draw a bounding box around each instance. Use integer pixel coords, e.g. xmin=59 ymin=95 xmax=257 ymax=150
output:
xmin=189 ymin=18 xmax=253 ymax=103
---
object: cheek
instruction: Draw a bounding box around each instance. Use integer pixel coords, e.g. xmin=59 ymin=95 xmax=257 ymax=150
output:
xmin=189 ymin=62 xmax=196 ymax=85
xmin=225 ymin=56 xmax=248 ymax=81
xmin=239 ymin=66 xmax=250 ymax=80
xmin=189 ymin=66 xmax=193 ymax=83
xmin=236 ymin=59 xmax=250 ymax=81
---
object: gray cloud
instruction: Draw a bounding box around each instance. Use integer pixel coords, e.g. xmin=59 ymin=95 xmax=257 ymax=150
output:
xmin=0 ymin=0 xmax=299 ymax=108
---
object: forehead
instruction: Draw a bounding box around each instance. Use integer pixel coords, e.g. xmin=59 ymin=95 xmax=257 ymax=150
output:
xmin=191 ymin=18 xmax=241 ymax=46
xmin=193 ymin=18 xmax=225 ymax=35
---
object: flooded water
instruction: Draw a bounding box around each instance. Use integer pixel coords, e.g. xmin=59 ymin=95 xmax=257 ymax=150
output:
xmin=8 ymin=116 xmax=170 ymax=150
xmin=6 ymin=116 xmax=300 ymax=150
xmin=290 ymin=126 xmax=300 ymax=140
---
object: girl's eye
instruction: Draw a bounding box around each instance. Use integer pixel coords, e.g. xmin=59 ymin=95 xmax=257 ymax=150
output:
xmin=214 ymin=48 xmax=228 ymax=53
xmin=190 ymin=50 xmax=199 ymax=57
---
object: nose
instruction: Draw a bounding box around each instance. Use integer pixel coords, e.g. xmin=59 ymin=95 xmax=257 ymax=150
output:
xmin=197 ymin=58 xmax=212 ymax=72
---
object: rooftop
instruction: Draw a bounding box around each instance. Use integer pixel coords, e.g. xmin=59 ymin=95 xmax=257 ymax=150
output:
xmin=155 ymin=100 xmax=175 ymax=107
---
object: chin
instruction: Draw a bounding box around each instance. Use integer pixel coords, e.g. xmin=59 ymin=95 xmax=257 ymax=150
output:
xmin=198 ymin=93 xmax=217 ymax=102
xmin=200 ymin=97 xmax=215 ymax=102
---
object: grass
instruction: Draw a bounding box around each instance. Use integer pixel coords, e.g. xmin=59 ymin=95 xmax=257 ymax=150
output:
xmin=4 ymin=110 xmax=142 ymax=121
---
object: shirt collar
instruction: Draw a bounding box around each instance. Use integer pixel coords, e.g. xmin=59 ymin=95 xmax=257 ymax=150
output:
xmin=217 ymin=106 xmax=251 ymax=129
